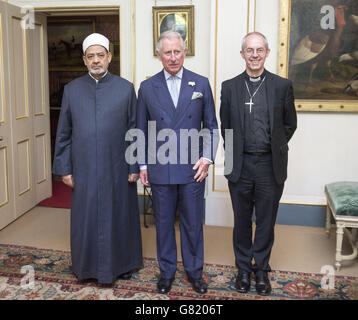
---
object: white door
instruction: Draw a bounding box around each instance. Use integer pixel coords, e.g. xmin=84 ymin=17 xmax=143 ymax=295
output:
xmin=0 ymin=1 xmax=16 ymax=230
xmin=0 ymin=2 xmax=51 ymax=230
xmin=28 ymin=13 xmax=52 ymax=204
xmin=8 ymin=3 xmax=36 ymax=218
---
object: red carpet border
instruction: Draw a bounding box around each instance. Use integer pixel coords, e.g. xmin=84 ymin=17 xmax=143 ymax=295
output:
xmin=38 ymin=181 xmax=71 ymax=209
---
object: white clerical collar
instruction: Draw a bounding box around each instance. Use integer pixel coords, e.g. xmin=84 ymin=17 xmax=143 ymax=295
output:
xmin=88 ymin=70 xmax=108 ymax=83
xmin=249 ymin=76 xmax=261 ymax=82
xmin=164 ymin=68 xmax=183 ymax=80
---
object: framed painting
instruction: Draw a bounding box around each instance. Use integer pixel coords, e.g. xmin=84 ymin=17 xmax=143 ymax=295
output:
xmin=278 ymin=0 xmax=358 ymax=112
xmin=152 ymin=5 xmax=195 ymax=56
xmin=48 ymin=18 xmax=95 ymax=71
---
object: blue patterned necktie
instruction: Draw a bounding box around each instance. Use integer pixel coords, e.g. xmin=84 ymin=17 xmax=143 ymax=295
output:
xmin=168 ymin=75 xmax=179 ymax=108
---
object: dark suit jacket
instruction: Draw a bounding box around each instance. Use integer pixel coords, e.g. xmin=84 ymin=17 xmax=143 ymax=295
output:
xmin=220 ymin=70 xmax=297 ymax=185
xmin=137 ymin=68 xmax=218 ymax=185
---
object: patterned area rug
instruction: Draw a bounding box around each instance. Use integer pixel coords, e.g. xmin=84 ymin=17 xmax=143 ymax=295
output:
xmin=0 ymin=244 xmax=357 ymax=300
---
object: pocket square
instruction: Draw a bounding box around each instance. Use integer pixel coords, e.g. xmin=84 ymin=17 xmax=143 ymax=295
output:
xmin=191 ymin=91 xmax=203 ymax=100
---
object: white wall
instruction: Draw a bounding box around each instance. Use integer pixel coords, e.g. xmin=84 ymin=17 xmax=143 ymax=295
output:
xmin=285 ymin=113 xmax=358 ymax=204
xmin=9 ymin=0 xmax=358 ymax=226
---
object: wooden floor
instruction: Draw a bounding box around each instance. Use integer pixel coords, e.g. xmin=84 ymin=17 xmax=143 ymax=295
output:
xmin=0 ymin=206 xmax=358 ymax=278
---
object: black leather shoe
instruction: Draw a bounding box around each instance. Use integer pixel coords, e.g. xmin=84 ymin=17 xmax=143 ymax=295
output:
xmin=235 ymin=271 xmax=251 ymax=293
xmin=187 ymin=277 xmax=208 ymax=294
xmin=117 ymin=271 xmax=132 ymax=280
xmin=255 ymin=272 xmax=271 ymax=296
xmin=157 ymin=277 xmax=174 ymax=294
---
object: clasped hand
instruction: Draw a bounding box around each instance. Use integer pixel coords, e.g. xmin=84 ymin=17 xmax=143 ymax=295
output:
xmin=139 ymin=158 xmax=210 ymax=187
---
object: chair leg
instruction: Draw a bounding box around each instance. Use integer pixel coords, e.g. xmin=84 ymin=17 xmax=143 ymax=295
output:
xmin=335 ymin=224 xmax=344 ymax=271
xmin=352 ymin=228 xmax=358 ymax=247
xmin=325 ymin=205 xmax=332 ymax=237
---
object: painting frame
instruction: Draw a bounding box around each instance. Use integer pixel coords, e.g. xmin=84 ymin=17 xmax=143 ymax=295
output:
xmin=278 ymin=0 xmax=358 ymax=112
xmin=48 ymin=18 xmax=95 ymax=72
xmin=152 ymin=5 xmax=195 ymax=56
xmin=47 ymin=13 xmax=121 ymax=108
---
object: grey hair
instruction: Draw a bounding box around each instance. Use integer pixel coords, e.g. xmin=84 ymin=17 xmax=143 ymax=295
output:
xmin=241 ymin=32 xmax=269 ymax=51
xmin=156 ymin=30 xmax=186 ymax=54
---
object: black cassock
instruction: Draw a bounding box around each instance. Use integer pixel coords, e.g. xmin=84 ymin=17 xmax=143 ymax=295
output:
xmin=53 ymin=73 xmax=143 ymax=283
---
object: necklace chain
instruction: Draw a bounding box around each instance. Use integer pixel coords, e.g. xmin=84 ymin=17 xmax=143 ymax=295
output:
xmin=245 ymin=76 xmax=266 ymax=101
xmin=244 ymin=76 xmax=266 ymax=113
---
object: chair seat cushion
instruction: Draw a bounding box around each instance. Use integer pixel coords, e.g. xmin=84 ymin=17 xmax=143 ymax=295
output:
xmin=325 ymin=182 xmax=358 ymax=216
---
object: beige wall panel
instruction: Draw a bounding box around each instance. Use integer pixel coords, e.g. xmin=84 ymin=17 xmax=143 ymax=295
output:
xmin=32 ymin=24 xmax=44 ymax=116
xmin=17 ymin=139 xmax=31 ymax=195
xmin=0 ymin=147 xmax=9 ymax=207
xmin=34 ymin=133 xmax=46 ymax=183
xmin=11 ymin=16 xmax=28 ymax=119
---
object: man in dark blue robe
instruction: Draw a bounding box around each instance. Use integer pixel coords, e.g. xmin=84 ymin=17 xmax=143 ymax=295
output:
xmin=53 ymin=33 xmax=143 ymax=284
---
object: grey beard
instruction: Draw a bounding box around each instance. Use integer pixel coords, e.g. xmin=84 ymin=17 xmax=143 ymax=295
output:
xmin=90 ymin=67 xmax=106 ymax=75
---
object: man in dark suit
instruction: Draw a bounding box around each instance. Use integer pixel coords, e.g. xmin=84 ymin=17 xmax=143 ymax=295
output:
xmin=137 ymin=31 xmax=218 ymax=294
xmin=220 ymin=32 xmax=297 ymax=295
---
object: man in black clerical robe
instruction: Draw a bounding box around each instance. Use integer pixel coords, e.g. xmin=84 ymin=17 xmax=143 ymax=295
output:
xmin=220 ymin=32 xmax=297 ymax=296
xmin=52 ymin=33 xmax=143 ymax=284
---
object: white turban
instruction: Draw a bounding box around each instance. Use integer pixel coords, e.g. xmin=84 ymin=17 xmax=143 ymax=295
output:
xmin=82 ymin=33 xmax=109 ymax=54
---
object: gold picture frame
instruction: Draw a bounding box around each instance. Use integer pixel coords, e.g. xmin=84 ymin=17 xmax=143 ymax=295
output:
xmin=152 ymin=5 xmax=195 ymax=56
xmin=278 ymin=0 xmax=358 ymax=112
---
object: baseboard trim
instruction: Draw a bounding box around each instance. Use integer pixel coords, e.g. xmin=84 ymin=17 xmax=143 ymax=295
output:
xmin=138 ymin=195 xmax=327 ymax=228
xmin=276 ymin=203 xmax=326 ymax=227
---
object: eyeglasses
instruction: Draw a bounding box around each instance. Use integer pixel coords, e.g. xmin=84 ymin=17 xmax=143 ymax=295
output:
xmin=244 ymin=48 xmax=266 ymax=56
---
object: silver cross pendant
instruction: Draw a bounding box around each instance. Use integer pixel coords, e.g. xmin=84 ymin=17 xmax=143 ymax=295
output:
xmin=245 ymin=98 xmax=254 ymax=113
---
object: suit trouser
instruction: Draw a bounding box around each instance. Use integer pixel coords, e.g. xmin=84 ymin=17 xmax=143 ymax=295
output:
xmin=228 ymin=153 xmax=284 ymax=273
xmin=151 ymin=181 xmax=205 ymax=280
